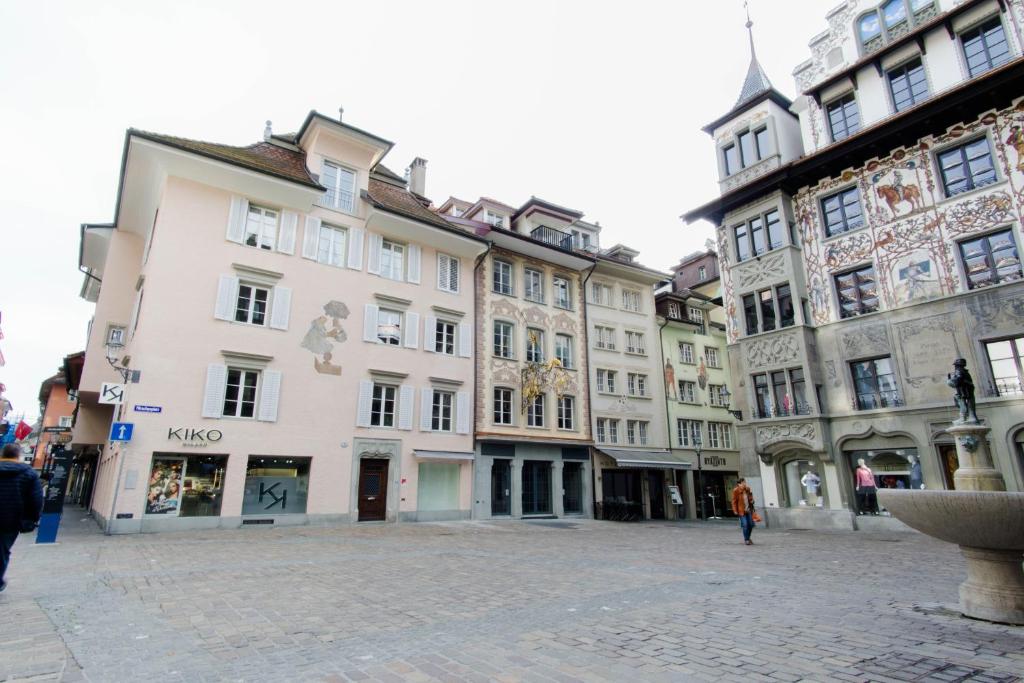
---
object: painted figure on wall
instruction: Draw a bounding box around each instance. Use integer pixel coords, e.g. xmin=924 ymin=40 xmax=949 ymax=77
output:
xmin=894 ymin=256 xmax=940 ymax=303
xmin=665 ymin=359 xmax=677 ymax=400
xmin=876 ymin=170 xmax=924 ymax=218
xmin=1005 ymin=125 xmax=1024 ymax=172
xmin=697 ymin=357 xmax=708 ymax=389
xmin=302 ymin=300 xmax=349 ymax=375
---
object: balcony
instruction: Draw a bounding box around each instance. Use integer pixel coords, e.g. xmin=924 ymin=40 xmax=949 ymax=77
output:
xmin=854 ymin=391 xmax=904 ymax=411
xmin=755 ymin=402 xmax=815 ymax=420
xmin=530 ymin=225 xmax=573 ymax=252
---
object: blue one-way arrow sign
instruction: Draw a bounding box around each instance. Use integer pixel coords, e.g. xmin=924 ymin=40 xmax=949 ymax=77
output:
xmin=109 ymin=422 xmax=134 ymax=442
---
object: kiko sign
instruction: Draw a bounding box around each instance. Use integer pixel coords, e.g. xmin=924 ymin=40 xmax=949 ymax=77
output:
xmin=167 ymin=427 xmax=223 ymax=447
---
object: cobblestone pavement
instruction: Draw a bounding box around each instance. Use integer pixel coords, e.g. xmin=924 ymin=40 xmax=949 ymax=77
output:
xmin=0 ymin=513 xmax=1021 ymax=683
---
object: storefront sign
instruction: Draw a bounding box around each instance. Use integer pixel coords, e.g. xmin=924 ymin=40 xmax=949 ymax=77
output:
xmin=43 ymin=426 xmax=71 ymax=433
xmin=701 ymin=452 xmax=739 ymax=471
xmin=99 ymin=382 xmax=125 ymax=405
xmin=242 ymin=477 xmax=298 ymax=514
xmin=167 ymin=427 xmax=223 ymax=447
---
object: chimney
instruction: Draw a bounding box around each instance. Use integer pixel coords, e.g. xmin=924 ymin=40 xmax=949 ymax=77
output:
xmin=408 ymin=157 xmax=427 ymax=196
xmin=338 ymin=105 xmax=344 ymax=122
xmin=263 ymin=120 xmax=272 ymax=141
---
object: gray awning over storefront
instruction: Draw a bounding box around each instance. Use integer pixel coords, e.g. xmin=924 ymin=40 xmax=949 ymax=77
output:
xmin=598 ymin=449 xmax=692 ymax=470
xmin=413 ymin=449 xmax=476 ymax=461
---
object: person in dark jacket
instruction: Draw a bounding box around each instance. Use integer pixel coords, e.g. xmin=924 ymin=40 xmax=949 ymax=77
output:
xmin=0 ymin=443 xmax=44 ymax=591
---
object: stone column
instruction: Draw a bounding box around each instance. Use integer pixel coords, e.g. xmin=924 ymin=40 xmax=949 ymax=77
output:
xmin=684 ymin=470 xmax=697 ymax=520
xmin=510 ymin=459 xmax=523 ymax=518
xmin=552 ymin=460 xmax=564 ymax=517
xmin=947 ymin=423 xmax=1006 ymax=492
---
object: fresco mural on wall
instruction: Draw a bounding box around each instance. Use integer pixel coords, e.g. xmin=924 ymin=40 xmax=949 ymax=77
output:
xmin=301 ymin=300 xmax=349 ymax=375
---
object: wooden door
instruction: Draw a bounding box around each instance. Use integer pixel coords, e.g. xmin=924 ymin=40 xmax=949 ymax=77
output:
xmin=358 ymin=459 xmax=389 ymax=521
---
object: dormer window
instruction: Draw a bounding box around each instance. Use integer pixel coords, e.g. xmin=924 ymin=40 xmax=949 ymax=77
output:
xmin=484 ymin=210 xmax=505 ymax=228
xmin=857 ymin=0 xmax=937 ymax=54
xmin=321 ymin=161 xmax=356 ymax=214
xmin=826 ymin=94 xmax=860 ymax=142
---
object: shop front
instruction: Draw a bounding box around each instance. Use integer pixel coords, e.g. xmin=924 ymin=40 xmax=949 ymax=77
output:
xmin=593 ymin=449 xmax=691 ymax=521
xmin=407 ymin=450 xmax=474 ymax=522
xmin=473 ymin=441 xmax=592 ymax=520
xmin=141 ymin=452 xmax=229 ymax=531
xmin=692 ymin=450 xmax=740 ymax=520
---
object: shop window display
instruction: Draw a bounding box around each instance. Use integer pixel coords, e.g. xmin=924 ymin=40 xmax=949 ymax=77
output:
xmin=782 ymin=458 xmax=825 ymax=508
xmin=145 ymin=454 xmax=227 ymax=517
xmin=243 ymin=456 xmax=311 ymax=515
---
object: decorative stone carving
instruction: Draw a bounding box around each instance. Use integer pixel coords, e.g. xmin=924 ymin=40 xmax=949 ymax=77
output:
xmin=965 ymin=289 xmax=1024 ymax=336
xmin=745 ymin=332 xmax=801 ymax=369
xmin=756 ymin=422 xmax=817 ymax=447
xmin=840 ymin=323 xmax=889 ymax=358
xmin=734 ymin=252 xmax=788 ymax=290
xmin=895 ymin=314 xmax=962 ymax=389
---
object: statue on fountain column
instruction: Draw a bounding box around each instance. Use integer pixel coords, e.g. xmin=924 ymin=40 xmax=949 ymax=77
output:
xmin=946 ymin=358 xmax=979 ymax=424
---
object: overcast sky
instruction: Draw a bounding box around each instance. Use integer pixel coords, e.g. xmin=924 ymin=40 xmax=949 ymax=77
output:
xmin=0 ymin=0 xmax=830 ymax=420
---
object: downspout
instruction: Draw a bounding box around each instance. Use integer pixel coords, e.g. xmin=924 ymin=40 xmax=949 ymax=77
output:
xmin=580 ymin=263 xmax=596 ymax=518
xmin=471 ymin=240 xmax=493 ymax=519
xmin=657 ymin=314 xmax=677 ymax=519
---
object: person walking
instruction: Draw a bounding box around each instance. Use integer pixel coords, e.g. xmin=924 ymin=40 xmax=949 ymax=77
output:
xmin=0 ymin=443 xmax=44 ymax=592
xmin=731 ymin=477 xmax=756 ymax=546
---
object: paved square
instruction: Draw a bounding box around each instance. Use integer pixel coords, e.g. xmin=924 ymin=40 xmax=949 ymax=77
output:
xmin=0 ymin=515 xmax=1021 ymax=682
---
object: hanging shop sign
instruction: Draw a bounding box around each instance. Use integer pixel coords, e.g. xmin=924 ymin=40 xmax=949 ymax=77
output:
xmin=167 ymin=427 xmax=223 ymax=447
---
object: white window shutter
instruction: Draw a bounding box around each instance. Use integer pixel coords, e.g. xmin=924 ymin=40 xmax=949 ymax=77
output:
xmin=226 ymin=196 xmax=248 ymax=243
xmin=407 ymin=244 xmax=421 ymax=284
xmin=458 ymin=323 xmax=472 ymax=358
xmin=420 ymin=388 xmax=434 ymax=431
xmin=449 ymin=256 xmax=460 ymax=292
xmin=456 ymin=391 xmax=470 ymax=434
xmin=437 ymin=254 xmax=450 ymax=291
xmin=423 ymin=315 xmax=437 ymax=352
xmin=363 ymin=304 xmax=380 ymax=343
xmin=214 ymin=275 xmax=238 ymax=321
xmin=403 ymin=312 xmax=420 ymax=349
xmin=367 ymin=233 xmax=382 ymax=275
xmin=347 ymin=227 xmax=364 ymax=270
xmin=269 ymin=286 xmax=291 ymax=330
xmin=356 ymin=380 xmax=373 ymax=427
xmin=302 ymin=216 xmax=321 ymax=260
xmin=398 ymin=385 xmax=415 ymax=431
xmin=257 ymin=370 xmax=282 ymax=422
xmin=201 ymin=364 xmax=228 ymax=418
xmin=278 ymin=211 xmax=298 ymax=255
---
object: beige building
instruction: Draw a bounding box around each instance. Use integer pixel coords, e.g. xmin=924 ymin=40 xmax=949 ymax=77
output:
xmin=685 ymin=0 xmax=1024 ymax=529
xmin=72 ymin=111 xmax=488 ymax=533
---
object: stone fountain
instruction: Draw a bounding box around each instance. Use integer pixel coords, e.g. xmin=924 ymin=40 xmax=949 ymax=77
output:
xmin=878 ymin=359 xmax=1024 ymax=625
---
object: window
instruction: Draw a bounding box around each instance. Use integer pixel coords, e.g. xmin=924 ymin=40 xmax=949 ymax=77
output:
xmin=790 ymin=368 xmax=810 ymax=415
xmin=771 ymin=370 xmax=788 ymax=416
xmin=493 ymin=387 xmax=514 ymax=425
xmin=493 ymin=260 xmax=513 ymax=295
xmin=597 ymin=418 xmax=619 ymax=443
xmin=851 ymin=356 xmax=900 ymax=409
xmin=688 ymin=307 xmax=705 ymax=325
xmin=938 ymin=138 xmax=997 ymax=197
xmin=723 ymin=143 xmax=740 ymax=176
xmin=679 ymin=342 xmax=694 ymax=364
xmin=527 ymin=394 xmax=545 ymax=427
xmin=743 ymin=294 xmax=759 ymax=335
xmin=888 ymin=58 xmax=929 ymax=112
xmin=753 ymin=373 xmax=772 ymax=419
xmin=708 ymin=384 xmax=728 ymax=407
xmin=244 ymin=205 xmax=278 ymax=250
xmin=107 ymin=326 xmax=126 ymax=346
xmin=985 ymin=336 xmax=1024 ymax=396
xmin=595 ymin=326 xmax=616 ymax=350
xmin=494 ymin=321 xmax=514 ymax=358
xmin=754 ymin=127 xmax=770 ymax=159
xmin=622 ymin=290 xmax=641 ymax=312
xmin=435 ymin=320 xmax=456 ymax=355
xmin=668 ymin=302 xmax=681 ymax=319
xmin=524 ymin=268 xmax=544 ymax=303
xmin=370 ymin=383 xmax=397 ymax=427
xmin=317 ymin=224 xmax=347 ymax=267
xmin=557 ymin=396 xmax=575 ymax=430
xmin=708 ymin=422 xmax=733 ymax=449
xmin=235 ymin=284 xmax=269 ymax=326
xmin=821 ymin=187 xmax=864 ymax=237
xmin=738 ymin=129 xmax=755 ymax=167
xmin=677 ymin=419 xmax=702 ymax=447
xmin=759 ymin=290 xmax=777 ymax=332
xmin=149 ymin=454 xmax=229 ymax=517
xmin=58 ymin=416 xmax=73 ymax=428
xmin=627 ymin=420 xmax=649 ymax=446
xmin=437 ymin=254 xmax=460 ymax=293
xmin=553 ymin=276 xmax=571 ymax=309
xmin=778 ymin=284 xmax=795 ymax=327
xmin=380 ymin=240 xmax=405 ymax=281
xmin=959 ymin=228 xmax=1022 ymax=289
xmin=827 ymin=94 xmax=860 ymax=142
xmin=961 ymin=18 xmax=1010 ymax=78
xmin=484 ymin=210 xmax=505 ymax=227
xmin=321 ymin=161 xmax=356 ymax=213
xmin=627 ymin=373 xmax=648 ymax=397
xmin=625 ymin=331 xmax=645 ymax=355
xmin=554 ymin=334 xmax=573 ymax=368
xmin=678 ymin=380 xmax=696 ymax=403
xmin=734 ymin=209 xmax=785 ymax=261
xmin=591 ymin=282 xmax=612 ymax=305
xmin=704 ymin=346 xmax=720 ymax=368
xmin=607 ymin=419 xmax=619 ymax=443
xmin=431 ymin=390 xmax=454 ymax=432
xmin=526 ymin=329 xmax=544 ymax=363
xmin=224 ymin=368 xmax=259 ymax=418
xmin=571 ymin=229 xmax=592 ymax=250
xmin=835 ymin=265 xmax=879 ymax=318
xmin=859 ymin=1 xmax=937 ymax=53
xmin=596 ymin=369 xmax=617 ymax=393
xmin=596 ymin=418 xmax=607 ymax=442
xmin=377 ymin=309 xmax=402 ymax=345
xmin=697 ymin=265 xmax=707 ymax=281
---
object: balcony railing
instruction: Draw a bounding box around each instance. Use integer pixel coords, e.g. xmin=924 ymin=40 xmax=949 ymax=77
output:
xmin=530 ymin=225 xmax=573 ymax=252
xmin=854 ymin=391 xmax=904 ymax=411
xmin=755 ymin=402 xmax=814 ymax=420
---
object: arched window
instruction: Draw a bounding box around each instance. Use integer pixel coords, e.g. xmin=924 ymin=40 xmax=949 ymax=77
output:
xmin=857 ymin=0 xmax=937 ymax=54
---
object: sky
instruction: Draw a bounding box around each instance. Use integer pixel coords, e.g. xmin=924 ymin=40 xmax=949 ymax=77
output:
xmin=0 ymin=0 xmax=830 ymax=421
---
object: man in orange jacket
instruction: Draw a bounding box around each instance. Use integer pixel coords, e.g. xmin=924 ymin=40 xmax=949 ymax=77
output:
xmin=731 ymin=478 xmax=756 ymax=545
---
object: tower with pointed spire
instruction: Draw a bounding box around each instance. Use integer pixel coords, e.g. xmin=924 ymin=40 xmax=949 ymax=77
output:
xmin=701 ymin=4 xmax=804 ymax=194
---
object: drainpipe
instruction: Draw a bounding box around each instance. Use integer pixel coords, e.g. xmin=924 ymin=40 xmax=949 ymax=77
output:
xmin=580 ymin=263 xmax=596 ymax=518
xmin=657 ymin=313 xmax=680 ymax=519
xmin=471 ymin=241 xmax=493 ymax=518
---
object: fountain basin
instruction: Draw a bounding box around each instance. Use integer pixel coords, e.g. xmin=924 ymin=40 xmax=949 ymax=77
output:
xmin=879 ymin=489 xmax=1024 ymax=624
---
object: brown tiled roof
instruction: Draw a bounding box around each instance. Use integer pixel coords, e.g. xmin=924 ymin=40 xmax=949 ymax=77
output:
xmin=364 ymin=178 xmax=463 ymax=231
xmin=371 ymin=163 xmax=407 ymax=185
xmin=130 ymin=129 xmax=321 ymax=189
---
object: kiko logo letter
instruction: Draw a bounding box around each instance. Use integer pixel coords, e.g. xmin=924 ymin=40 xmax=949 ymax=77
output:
xmin=167 ymin=427 xmax=223 ymax=448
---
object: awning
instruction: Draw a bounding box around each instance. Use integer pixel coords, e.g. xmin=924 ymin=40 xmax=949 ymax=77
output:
xmin=598 ymin=449 xmax=692 ymax=470
xmin=413 ymin=449 xmax=475 ymax=461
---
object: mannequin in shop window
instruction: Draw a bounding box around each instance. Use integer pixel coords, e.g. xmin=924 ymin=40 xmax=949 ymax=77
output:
xmin=800 ymin=470 xmax=822 ymax=506
xmin=854 ymin=458 xmax=877 ymax=515
xmin=909 ymin=455 xmax=923 ymax=490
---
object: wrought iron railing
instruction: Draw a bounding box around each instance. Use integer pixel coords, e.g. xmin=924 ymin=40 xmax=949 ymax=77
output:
xmin=854 ymin=391 xmax=904 ymax=411
xmin=755 ymin=402 xmax=814 ymax=419
xmin=530 ymin=225 xmax=573 ymax=252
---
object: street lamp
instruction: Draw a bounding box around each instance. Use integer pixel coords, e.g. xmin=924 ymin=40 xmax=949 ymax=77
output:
xmin=720 ymin=387 xmax=744 ymax=421
xmin=104 ymin=340 xmax=133 ymax=383
xmin=694 ymin=432 xmax=706 ymax=521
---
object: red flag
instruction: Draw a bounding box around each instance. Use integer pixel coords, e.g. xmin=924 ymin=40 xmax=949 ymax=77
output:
xmin=15 ymin=420 xmax=32 ymax=440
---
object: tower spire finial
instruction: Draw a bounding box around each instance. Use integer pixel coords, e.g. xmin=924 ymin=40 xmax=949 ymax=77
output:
xmin=744 ymin=0 xmax=756 ymax=59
